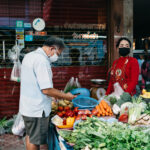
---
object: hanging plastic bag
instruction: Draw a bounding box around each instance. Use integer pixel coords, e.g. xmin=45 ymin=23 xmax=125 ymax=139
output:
xmin=64 ymin=77 xmax=81 ymax=93
xmin=64 ymin=77 xmax=75 ymax=93
xmin=12 ymin=112 xmax=25 ymax=136
xmin=74 ymin=78 xmax=81 ymax=88
xmin=10 ymin=59 xmax=21 ymax=82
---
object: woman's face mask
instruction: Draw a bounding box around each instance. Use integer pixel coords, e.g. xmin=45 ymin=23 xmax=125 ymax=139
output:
xmin=118 ymin=40 xmax=130 ymax=56
xmin=119 ymin=47 xmax=130 ymax=56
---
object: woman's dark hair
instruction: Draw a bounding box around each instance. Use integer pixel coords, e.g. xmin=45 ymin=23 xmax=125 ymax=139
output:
xmin=116 ymin=37 xmax=132 ymax=48
xmin=43 ymin=36 xmax=65 ymax=49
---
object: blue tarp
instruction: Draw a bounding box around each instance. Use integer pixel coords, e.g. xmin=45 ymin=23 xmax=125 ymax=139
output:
xmin=48 ymin=123 xmax=73 ymax=150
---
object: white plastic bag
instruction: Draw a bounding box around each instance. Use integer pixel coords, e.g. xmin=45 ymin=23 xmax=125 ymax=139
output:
xmin=109 ymin=82 xmax=124 ymax=99
xmin=64 ymin=77 xmax=81 ymax=93
xmin=12 ymin=113 xmax=25 ymax=136
xmin=74 ymin=78 xmax=81 ymax=88
xmin=10 ymin=59 xmax=21 ymax=82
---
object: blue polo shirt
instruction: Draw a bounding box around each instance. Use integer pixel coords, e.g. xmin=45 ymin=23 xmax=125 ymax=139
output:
xmin=19 ymin=47 xmax=53 ymax=117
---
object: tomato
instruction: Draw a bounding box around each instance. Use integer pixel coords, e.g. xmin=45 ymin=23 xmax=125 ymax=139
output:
xmin=64 ymin=106 xmax=70 ymax=111
xmin=57 ymin=112 xmax=63 ymax=117
xmin=58 ymin=106 xmax=64 ymax=111
xmin=74 ymin=107 xmax=79 ymax=113
xmin=118 ymin=113 xmax=128 ymax=123
xmin=91 ymin=108 xmax=98 ymax=116
xmin=63 ymin=119 xmax=66 ymax=125
xmin=76 ymin=115 xmax=81 ymax=120
xmin=84 ymin=109 xmax=91 ymax=115
xmin=62 ymin=111 xmax=66 ymax=115
xmin=65 ymin=110 xmax=74 ymax=117
xmin=81 ymin=114 xmax=87 ymax=120
xmin=88 ymin=114 xmax=93 ymax=118
xmin=78 ymin=110 xmax=85 ymax=115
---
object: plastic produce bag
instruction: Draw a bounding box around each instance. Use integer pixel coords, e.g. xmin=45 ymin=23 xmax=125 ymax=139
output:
xmin=74 ymin=78 xmax=81 ymax=88
xmin=64 ymin=77 xmax=81 ymax=93
xmin=12 ymin=113 xmax=25 ymax=136
xmin=109 ymin=82 xmax=124 ymax=99
xmin=10 ymin=59 xmax=21 ymax=82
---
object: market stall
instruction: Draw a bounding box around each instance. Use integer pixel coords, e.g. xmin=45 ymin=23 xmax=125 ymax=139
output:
xmin=48 ymin=82 xmax=150 ymax=150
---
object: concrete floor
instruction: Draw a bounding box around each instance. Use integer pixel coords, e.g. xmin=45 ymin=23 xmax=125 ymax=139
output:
xmin=0 ymin=134 xmax=48 ymax=150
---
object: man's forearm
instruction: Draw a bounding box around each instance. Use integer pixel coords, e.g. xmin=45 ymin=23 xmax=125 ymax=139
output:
xmin=42 ymin=88 xmax=68 ymax=100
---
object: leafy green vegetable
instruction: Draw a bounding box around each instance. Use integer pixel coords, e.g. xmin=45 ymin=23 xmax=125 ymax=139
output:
xmin=0 ymin=117 xmax=7 ymax=128
xmin=57 ymin=129 xmax=72 ymax=141
xmin=116 ymin=92 xmax=132 ymax=107
xmin=107 ymin=96 xmax=117 ymax=105
xmin=59 ymin=117 xmax=150 ymax=150
xmin=132 ymin=96 xmax=142 ymax=104
xmin=0 ymin=117 xmax=14 ymax=134
xmin=144 ymin=102 xmax=150 ymax=115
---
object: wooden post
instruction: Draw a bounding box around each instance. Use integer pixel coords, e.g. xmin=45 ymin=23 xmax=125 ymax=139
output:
xmin=107 ymin=0 xmax=133 ymax=67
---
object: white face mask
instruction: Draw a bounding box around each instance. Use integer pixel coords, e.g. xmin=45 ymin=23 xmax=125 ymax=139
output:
xmin=49 ymin=53 xmax=58 ymax=62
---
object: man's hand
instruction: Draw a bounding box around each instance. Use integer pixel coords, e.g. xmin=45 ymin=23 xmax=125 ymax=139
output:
xmin=65 ymin=92 xmax=77 ymax=101
xmin=42 ymin=88 xmax=77 ymax=101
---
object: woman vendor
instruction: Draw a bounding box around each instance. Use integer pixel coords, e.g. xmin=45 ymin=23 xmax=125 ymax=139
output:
xmin=106 ymin=37 xmax=139 ymax=96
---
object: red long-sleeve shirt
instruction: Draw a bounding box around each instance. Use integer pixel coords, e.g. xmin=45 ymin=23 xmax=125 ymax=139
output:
xmin=106 ymin=56 xmax=139 ymax=96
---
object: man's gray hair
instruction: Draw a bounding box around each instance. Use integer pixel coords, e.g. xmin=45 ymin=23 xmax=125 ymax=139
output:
xmin=43 ymin=36 xmax=65 ymax=49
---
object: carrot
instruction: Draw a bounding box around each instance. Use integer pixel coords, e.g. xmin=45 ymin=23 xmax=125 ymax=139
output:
xmin=102 ymin=113 xmax=105 ymax=116
xmin=101 ymin=100 xmax=107 ymax=110
xmin=98 ymin=107 xmax=102 ymax=115
xmin=106 ymin=108 xmax=110 ymax=113
xmin=105 ymin=112 xmax=109 ymax=116
xmin=99 ymin=103 xmax=105 ymax=114
xmin=99 ymin=102 xmax=104 ymax=109
xmin=100 ymin=102 xmax=106 ymax=110
xmin=99 ymin=110 xmax=102 ymax=115
xmin=97 ymin=113 xmax=101 ymax=117
xmin=96 ymin=105 xmax=101 ymax=114
xmin=101 ymin=100 xmax=112 ymax=113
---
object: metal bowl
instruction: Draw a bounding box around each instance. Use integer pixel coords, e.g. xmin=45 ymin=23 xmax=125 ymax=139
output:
xmin=90 ymin=79 xmax=106 ymax=85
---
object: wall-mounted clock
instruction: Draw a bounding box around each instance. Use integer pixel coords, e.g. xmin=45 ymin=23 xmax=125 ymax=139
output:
xmin=32 ymin=18 xmax=45 ymax=31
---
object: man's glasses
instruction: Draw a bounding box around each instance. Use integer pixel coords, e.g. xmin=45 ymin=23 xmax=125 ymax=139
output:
xmin=52 ymin=47 xmax=61 ymax=56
